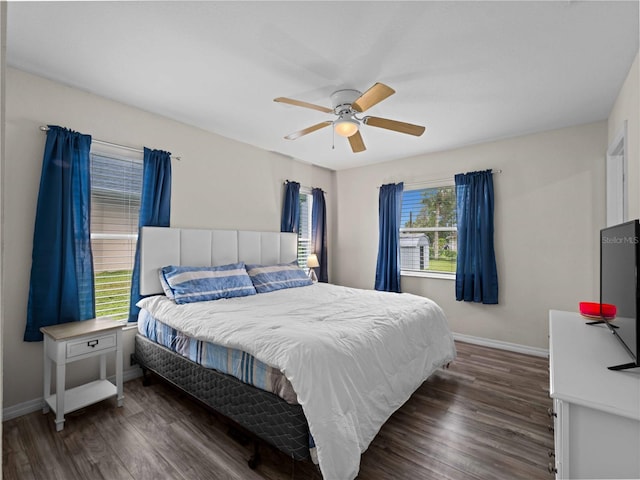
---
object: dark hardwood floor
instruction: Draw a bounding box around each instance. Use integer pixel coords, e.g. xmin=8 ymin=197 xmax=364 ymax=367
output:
xmin=3 ymin=341 xmax=554 ymax=480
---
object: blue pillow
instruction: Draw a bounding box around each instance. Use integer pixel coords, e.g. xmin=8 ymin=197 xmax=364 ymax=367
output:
xmin=158 ymin=269 xmax=175 ymax=300
xmin=245 ymin=263 xmax=312 ymax=293
xmin=160 ymin=262 xmax=257 ymax=304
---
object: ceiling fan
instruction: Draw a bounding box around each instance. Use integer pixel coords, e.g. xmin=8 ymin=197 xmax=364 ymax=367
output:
xmin=274 ymin=82 xmax=425 ymax=153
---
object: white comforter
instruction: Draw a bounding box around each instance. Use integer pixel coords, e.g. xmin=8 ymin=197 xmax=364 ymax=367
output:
xmin=137 ymin=283 xmax=456 ymax=480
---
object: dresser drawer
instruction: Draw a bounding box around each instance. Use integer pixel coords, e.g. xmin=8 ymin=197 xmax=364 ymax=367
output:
xmin=66 ymin=333 xmax=116 ymax=358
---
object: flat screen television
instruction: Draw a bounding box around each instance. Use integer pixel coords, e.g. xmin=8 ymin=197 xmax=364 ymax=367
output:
xmin=599 ymin=219 xmax=640 ymax=371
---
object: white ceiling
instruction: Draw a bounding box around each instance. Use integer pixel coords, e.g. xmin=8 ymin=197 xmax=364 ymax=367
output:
xmin=6 ymin=1 xmax=639 ymax=171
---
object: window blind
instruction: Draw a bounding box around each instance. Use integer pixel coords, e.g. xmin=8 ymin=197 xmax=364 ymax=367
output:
xmin=400 ymin=186 xmax=457 ymax=274
xmin=90 ymin=153 xmax=143 ymax=320
xmin=297 ymin=189 xmax=313 ymax=271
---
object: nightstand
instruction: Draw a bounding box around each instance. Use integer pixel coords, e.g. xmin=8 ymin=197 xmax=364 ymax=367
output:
xmin=41 ymin=318 xmax=125 ymax=431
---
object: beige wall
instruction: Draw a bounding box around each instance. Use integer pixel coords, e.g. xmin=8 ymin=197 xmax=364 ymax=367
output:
xmin=608 ymin=52 xmax=639 ymax=218
xmin=334 ymin=122 xmax=607 ymax=350
xmin=3 ymin=68 xmax=335 ymax=409
xmin=1 ymin=0 xmax=7 ymax=444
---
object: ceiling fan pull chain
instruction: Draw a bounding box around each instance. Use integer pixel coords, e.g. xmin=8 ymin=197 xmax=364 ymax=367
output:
xmin=332 ymin=124 xmax=335 ymax=150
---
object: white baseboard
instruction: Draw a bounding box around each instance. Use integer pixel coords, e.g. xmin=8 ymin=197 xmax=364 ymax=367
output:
xmin=2 ymin=397 xmax=44 ymax=422
xmin=2 ymin=366 xmax=143 ymax=422
xmin=453 ymin=332 xmax=549 ymax=358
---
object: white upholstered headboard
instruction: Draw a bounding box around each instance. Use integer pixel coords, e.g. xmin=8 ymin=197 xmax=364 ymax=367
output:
xmin=139 ymin=226 xmax=299 ymax=295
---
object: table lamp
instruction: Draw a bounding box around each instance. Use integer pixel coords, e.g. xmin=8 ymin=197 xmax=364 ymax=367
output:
xmin=306 ymin=254 xmax=319 ymax=282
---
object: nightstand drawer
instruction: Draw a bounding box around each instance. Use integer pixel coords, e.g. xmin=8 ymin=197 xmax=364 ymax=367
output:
xmin=66 ymin=333 xmax=116 ymax=358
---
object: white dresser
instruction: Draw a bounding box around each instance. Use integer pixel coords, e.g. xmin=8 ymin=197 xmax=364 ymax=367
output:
xmin=549 ymin=310 xmax=640 ymax=479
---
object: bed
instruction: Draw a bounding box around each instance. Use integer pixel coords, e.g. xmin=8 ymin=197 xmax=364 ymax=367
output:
xmin=134 ymin=226 xmax=456 ymax=480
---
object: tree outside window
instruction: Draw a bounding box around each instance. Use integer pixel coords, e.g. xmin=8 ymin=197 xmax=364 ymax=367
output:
xmin=400 ymin=185 xmax=457 ymax=274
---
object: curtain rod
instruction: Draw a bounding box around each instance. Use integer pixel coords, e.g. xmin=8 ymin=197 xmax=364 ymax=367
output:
xmin=396 ymin=169 xmax=502 ymax=190
xmin=283 ymin=179 xmax=325 ymax=193
xmin=39 ymin=126 xmax=181 ymax=161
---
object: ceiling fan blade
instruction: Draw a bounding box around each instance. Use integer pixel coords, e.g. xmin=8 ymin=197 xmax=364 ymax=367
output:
xmin=284 ymin=121 xmax=332 ymax=140
xmin=352 ymin=83 xmax=395 ymax=113
xmin=274 ymin=97 xmax=333 ymax=114
xmin=364 ymin=116 xmax=425 ymax=136
xmin=348 ymin=130 xmax=366 ymax=153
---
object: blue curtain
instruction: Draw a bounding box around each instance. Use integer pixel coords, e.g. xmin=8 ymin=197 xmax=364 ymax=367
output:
xmin=375 ymin=182 xmax=404 ymax=293
xmin=311 ymin=188 xmax=328 ymax=283
xmin=129 ymin=148 xmax=172 ymax=322
xmin=24 ymin=126 xmax=94 ymax=341
xmin=455 ymin=170 xmax=498 ymax=304
xmin=281 ymin=181 xmax=300 ymax=233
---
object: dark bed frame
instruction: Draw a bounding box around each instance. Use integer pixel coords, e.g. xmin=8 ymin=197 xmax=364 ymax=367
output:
xmin=134 ymin=333 xmax=311 ymax=467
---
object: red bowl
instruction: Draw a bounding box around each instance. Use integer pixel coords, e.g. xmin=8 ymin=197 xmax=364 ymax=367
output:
xmin=579 ymin=302 xmax=617 ymax=320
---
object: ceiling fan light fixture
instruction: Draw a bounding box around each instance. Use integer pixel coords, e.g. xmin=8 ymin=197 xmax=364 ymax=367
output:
xmin=334 ymin=116 xmax=359 ymax=137
xmin=276 ymin=82 xmax=424 ymax=154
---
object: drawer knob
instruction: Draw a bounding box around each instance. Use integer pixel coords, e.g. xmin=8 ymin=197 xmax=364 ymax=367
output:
xmin=548 ymin=450 xmax=555 ymax=458
xmin=87 ymin=339 xmax=99 ymax=348
xmin=548 ymin=463 xmax=558 ymax=474
xmin=547 ymin=407 xmax=557 ymax=418
xmin=548 ymin=424 xmax=554 ymax=432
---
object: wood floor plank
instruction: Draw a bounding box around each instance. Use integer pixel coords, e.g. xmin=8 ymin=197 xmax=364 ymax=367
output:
xmin=3 ymin=340 xmax=554 ymax=479
xmin=62 ymin=421 xmax=134 ymax=480
xmin=2 ymin=418 xmax=36 ymax=480
xmin=92 ymin=408 xmax=188 ymax=480
xmin=19 ymin=412 xmax=85 ymax=480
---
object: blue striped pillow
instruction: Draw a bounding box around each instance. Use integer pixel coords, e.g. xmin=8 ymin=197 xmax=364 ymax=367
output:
xmin=158 ymin=269 xmax=175 ymax=300
xmin=245 ymin=263 xmax=312 ymax=293
xmin=160 ymin=262 xmax=257 ymax=304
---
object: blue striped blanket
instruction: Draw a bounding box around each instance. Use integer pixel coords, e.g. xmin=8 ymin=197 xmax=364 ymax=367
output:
xmin=137 ymin=309 xmax=299 ymax=404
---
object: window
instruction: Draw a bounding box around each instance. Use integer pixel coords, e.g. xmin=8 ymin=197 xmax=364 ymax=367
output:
xmin=90 ymin=151 xmax=143 ymax=320
xmin=400 ymin=184 xmax=457 ymax=276
xmin=297 ymin=188 xmax=313 ymax=272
